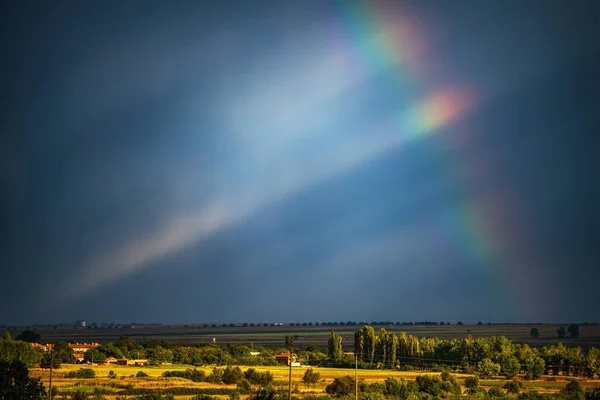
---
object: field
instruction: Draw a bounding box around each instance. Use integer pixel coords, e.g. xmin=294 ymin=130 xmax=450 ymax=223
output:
xmin=23 ymin=323 xmax=600 ymax=350
xmin=30 ymin=363 xmax=599 ymax=400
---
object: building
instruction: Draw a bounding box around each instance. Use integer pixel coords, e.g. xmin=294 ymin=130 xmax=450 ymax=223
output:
xmin=68 ymin=343 xmax=100 ymax=352
xmin=274 ymin=352 xmax=299 ymax=366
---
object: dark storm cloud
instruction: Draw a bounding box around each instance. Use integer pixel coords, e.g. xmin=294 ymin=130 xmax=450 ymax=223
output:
xmin=1 ymin=1 xmax=599 ymax=325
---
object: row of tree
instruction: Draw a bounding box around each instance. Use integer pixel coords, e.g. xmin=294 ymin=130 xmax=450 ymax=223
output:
xmin=325 ymin=326 xmax=600 ymax=379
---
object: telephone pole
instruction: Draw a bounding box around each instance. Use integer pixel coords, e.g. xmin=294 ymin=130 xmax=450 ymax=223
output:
xmin=48 ymin=349 xmax=54 ymax=400
xmin=355 ymin=353 xmax=358 ymax=400
xmin=286 ymin=335 xmax=298 ymax=400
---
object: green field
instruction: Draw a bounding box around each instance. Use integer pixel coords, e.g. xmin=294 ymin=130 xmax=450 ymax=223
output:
xmin=21 ymin=323 xmax=600 ymax=350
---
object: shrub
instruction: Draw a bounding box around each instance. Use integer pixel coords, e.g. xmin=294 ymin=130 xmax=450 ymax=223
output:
xmin=503 ymin=379 xmax=524 ymax=394
xmin=488 ymin=387 xmax=505 ymax=397
xmin=137 ymin=371 xmax=149 ymax=378
xmin=478 ymin=358 xmax=501 ymax=378
xmin=416 ymin=375 xmax=442 ymax=396
xmin=206 ymin=367 xmax=224 ymax=384
xmin=302 ymin=368 xmax=321 ymax=387
xmin=325 ymin=376 xmax=355 ymax=397
xmin=65 ymin=368 xmax=96 ymax=379
xmin=464 ymin=376 xmax=480 ymax=394
xmin=222 ymin=366 xmax=244 ymax=384
xmin=237 ymin=379 xmax=253 ymax=394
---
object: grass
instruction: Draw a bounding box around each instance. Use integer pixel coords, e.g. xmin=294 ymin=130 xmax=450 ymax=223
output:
xmin=31 ymin=362 xmax=600 ymax=399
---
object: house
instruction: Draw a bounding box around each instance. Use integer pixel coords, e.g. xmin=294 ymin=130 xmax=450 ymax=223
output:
xmin=68 ymin=343 xmax=100 ymax=353
xmin=72 ymin=353 xmax=85 ymax=363
xmin=274 ymin=353 xmax=298 ymax=366
xmin=116 ymin=357 xmax=129 ymax=365
xmin=30 ymin=343 xmax=52 ymax=351
xmin=104 ymin=357 xmax=118 ymax=364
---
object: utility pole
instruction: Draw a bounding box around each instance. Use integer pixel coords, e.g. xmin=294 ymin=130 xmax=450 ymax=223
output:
xmin=355 ymin=353 xmax=358 ymax=400
xmin=286 ymin=335 xmax=298 ymax=400
xmin=48 ymin=349 xmax=54 ymax=400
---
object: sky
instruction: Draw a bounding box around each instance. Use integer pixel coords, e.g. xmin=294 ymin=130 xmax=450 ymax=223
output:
xmin=1 ymin=1 xmax=599 ymax=326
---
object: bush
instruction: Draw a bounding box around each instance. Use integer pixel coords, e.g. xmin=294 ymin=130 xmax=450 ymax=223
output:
xmin=478 ymin=358 xmax=501 ymax=378
xmin=302 ymin=368 xmax=321 ymax=386
xmin=222 ymin=366 xmax=244 ymax=384
xmin=464 ymin=376 xmax=480 ymax=394
xmin=325 ymin=376 xmax=355 ymax=397
xmin=237 ymin=379 xmax=253 ymax=394
xmin=416 ymin=375 xmax=442 ymax=396
xmin=206 ymin=367 xmax=224 ymax=384
xmin=488 ymin=387 xmax=505 ymax=397
xmin=503 ymin=379 xmax=524 ymax=394
xmin=65 ymin=368 xmax=96 ymax=379
xmin=137 ymin=371 xmax=149 ymax=378
xmin=243 ymin=368 xmax=273 ymax=386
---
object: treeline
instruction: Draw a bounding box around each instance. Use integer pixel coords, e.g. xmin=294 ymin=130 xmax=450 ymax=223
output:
xmin=326 ymin=326 xmax=600 ymax=379
xmin=85 ymin=337 xmax=292 ymax=366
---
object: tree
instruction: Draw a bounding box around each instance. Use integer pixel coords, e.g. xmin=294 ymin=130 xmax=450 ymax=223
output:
xmin=327 ymin=331 xmax=343 ymax=363
xmin=2 ymin=332 xmax=11 ymax=340
xmin=15 ymin=331 xmax=41 ymax=343
xmin=500 ymin=355 xmax=521 ymax=379
xmin=477 ymin=358 xmax=501 ymax=378
xmin=568 ymin=324 xmax=580 ymax=338
xmin=83 ymin=348 xmax=106 ymax=363
xmin=557 ymin=326 xmax=567 ymax=339
xmin=530 ymin=328 xmax=540 ymax=339
xmin=354 ymin=331 xmax=363 ymax=362
xmin=0 ymin=359 xmax=45 ymax=400
xmin=524 ymin=356 xmax=545 ymax=380
xmin=362 ymin=325 xmax=376 ymax=364
xmin=222 ymin=366 xmax=244 ymax=384
xmin=40 ymin=342 xmax=73 ymax=368
xmin=325 ymin=376 xmax=355 ymax=397
xmin=302 ymin=368 xmax=321 ymax=387
xmin=464 ymin=376 xmax=479 ymax=394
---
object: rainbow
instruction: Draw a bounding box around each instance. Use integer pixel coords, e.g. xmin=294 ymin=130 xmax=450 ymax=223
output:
xmin=325 ymin=1 xmax=534 ymax=316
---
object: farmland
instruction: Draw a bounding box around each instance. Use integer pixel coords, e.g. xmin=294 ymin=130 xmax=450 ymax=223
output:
xmin=29 ymin=362 xmax=600 ymax=400
xmin=22 ymin=323 xmax=600 ymax=350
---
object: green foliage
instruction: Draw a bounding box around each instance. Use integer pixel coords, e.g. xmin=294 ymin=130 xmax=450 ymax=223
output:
xmin=501 ymin=355 xmax=521 ymax=379
xmin=83 ymin=348 xmax=106 ymax=363
xmin=222 ymin=366 xmax=244 ymax=384
xmin=252 ymin=387 xmax=276 ymax=400
xmin=2 ymin=332 xmax=11 ymax=340
xmin=162 ymin=368 xmax=205 ymax=382
xmin=325 ymin=376 xmax=355 ymax=397
xmin=561 ymin=379 xmax=585 ymax=400
xmin=362 ymin=326 xmax=376 ymax=364
xmin=478 ymin=358 xmax=501 ymax=378
xmin=488 ymin=387 xmax=505 ymax=397
xmin=137 ymin=370 xmax=149 ymax=378
xmin=464 ymin=375 xmax=480 ymax=394
xmin=525 ymin=357 xmax=546 ymax=380
xmin=328 ymin=331 xmax=344 ymax=363
xmin=503 ymin=379 xmax=525 ymax=394
xmin=0 ymin=359 xmax=46 ymax=400
xmin=384 ymin=377 xmax=416 ymax=398
xmin=237 ymin=379 xmax=253 ymax=394
xmin=302 ymin=368 xmax=321 ymax=386
xmin=243 ymin=368 xmax=273 ymax=386
xmin=41 ymin=341 xmax=74 ymax=368
xmin=0 ymin=337 xmax=43 ymax=367
xmin=530 ymin=328 xmax=540 ymax=339
xmin=415 ymin=375 xmax=443 ymax=396
xmin=65 ymin=368 xmax=96 ymax=379
xmin=206 ymin=367 xmax=224 ymax=384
